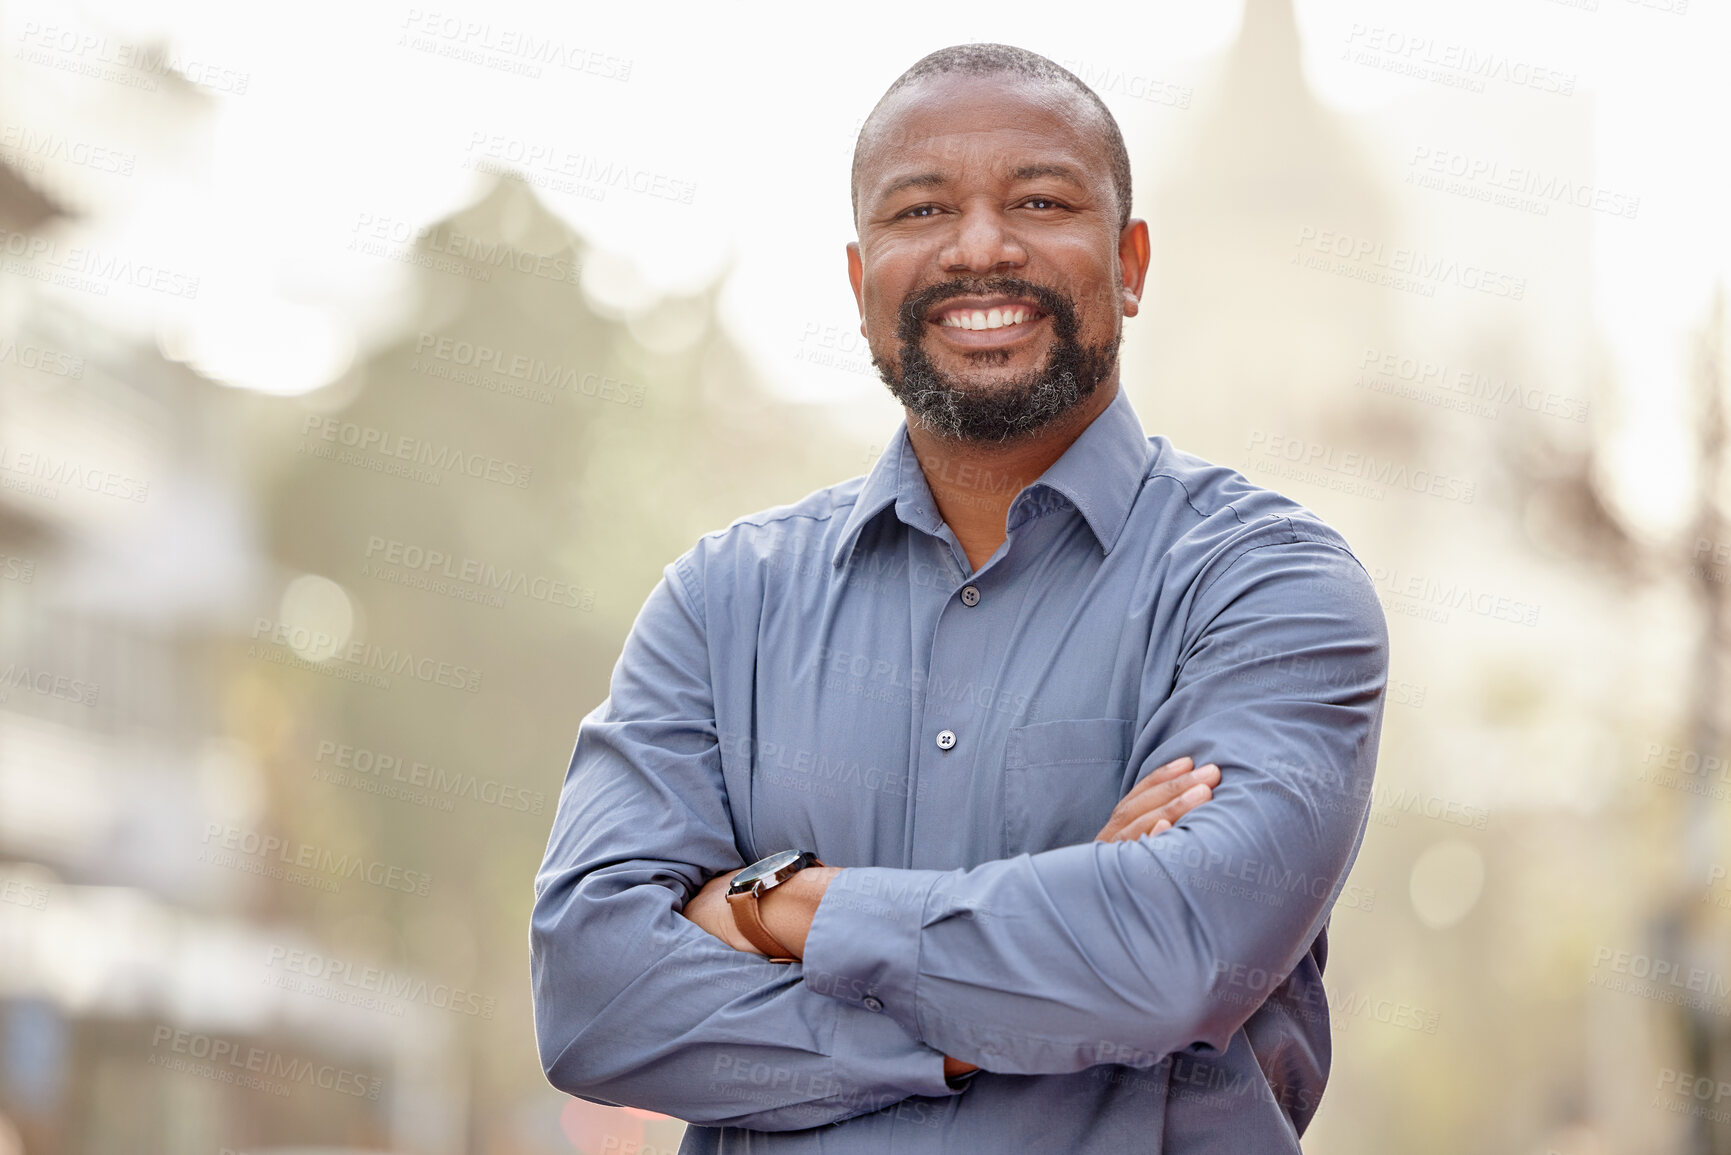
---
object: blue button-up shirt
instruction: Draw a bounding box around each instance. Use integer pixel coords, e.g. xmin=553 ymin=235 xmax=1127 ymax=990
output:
xmin=531 ymin=384 xmax=1388 ymax=1152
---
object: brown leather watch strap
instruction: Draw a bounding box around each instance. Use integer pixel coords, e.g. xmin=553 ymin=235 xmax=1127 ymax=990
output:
xmin=726 ymin=855 xmax=826 ymax=964
xmin=727 ymin=888 xmax=798 ymax=962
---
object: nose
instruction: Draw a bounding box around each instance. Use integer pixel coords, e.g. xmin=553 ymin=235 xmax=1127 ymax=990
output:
xmin=938 ymin=199 xmax=1027 ymax=275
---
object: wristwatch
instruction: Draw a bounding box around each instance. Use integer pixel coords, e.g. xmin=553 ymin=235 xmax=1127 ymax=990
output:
xmin=726 ymin=849 xmax=825 ymax=963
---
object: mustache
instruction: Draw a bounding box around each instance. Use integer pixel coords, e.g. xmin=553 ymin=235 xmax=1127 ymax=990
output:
xmin=893 ymin=276 xmax=1080 ymax=346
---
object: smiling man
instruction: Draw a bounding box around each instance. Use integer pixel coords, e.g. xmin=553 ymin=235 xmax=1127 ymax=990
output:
xmin=532 ymin=43 xmax=1388 ymax=1153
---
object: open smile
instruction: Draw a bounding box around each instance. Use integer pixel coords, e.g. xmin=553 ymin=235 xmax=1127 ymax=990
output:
xmin=924 ymin=296 xmax=1049 ymax=349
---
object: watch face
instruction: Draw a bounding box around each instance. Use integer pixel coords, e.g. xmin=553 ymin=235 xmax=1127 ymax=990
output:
xmin=729 ymin=849 xmax=807 ymax=895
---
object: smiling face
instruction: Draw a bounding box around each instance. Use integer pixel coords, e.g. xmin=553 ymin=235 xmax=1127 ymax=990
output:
xmin=848 ymin=72 xmax=1149 ymax=444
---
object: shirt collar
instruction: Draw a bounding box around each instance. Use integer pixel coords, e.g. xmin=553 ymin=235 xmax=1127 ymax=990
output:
xmin=830 ymin=385 xmax=1152 ymax=569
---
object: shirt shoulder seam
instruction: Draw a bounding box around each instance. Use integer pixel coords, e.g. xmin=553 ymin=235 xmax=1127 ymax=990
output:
xmin=692 ymin=484 xmax=862 ymax=546
xmin=1141 ymin=469 xmax=1249 ymax=528
xmin=670 ymin=552 xmax=707 ymax=631
xmin=1195 ymin=522 xmax=1369 ymax=603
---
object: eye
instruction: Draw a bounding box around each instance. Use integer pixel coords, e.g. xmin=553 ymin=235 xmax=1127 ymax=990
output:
xmin=897 ymin=204 xmax=941 ymax=220
xmin=1020 ymin=197 xmax=1067 ymax=211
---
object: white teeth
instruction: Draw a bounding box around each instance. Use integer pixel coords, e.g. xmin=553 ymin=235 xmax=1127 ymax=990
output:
xmin=938 ymin=306 xmax=1037 ymax=329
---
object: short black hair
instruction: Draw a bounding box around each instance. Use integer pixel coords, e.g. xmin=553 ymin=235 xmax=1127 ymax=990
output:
xmin=850 ymin=43 xmax=1133 ymax=232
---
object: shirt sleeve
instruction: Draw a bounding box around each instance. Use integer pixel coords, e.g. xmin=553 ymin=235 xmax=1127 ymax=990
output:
xmin=530 ymin=556 xmax=964 ymax=1130
xmin=799 ymin=534 xmax=1388 ymax=1076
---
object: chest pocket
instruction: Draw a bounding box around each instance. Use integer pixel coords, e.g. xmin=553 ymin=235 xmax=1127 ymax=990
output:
xmin=1003 ymin=717 xmax=1136 ymax=856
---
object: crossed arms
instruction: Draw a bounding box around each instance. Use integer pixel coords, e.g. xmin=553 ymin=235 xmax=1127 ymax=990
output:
xmin=677 ymin=754 xmax=1224 ymax=1083
xmin=529 ymin=535 xmax=1388 ymax=1130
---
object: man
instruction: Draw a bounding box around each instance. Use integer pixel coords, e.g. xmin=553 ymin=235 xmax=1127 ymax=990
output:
xmin=532 ymin=43 xmax=1387 ymax=1153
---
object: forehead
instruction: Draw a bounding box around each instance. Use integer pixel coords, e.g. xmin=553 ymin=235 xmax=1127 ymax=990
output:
xmin=858 ymin=73 xmax=1108 ymax=194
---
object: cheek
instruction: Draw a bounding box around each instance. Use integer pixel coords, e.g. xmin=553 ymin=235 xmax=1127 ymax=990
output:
xmin=861 ymin=284 xmax=913 ymax=342
xmin=1070 ymin=264 xmax=1125 ymax=327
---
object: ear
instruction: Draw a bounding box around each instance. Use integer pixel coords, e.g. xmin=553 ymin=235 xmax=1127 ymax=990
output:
xmin=1117 ymin=219 xmax=1151 ymax=318
xmin=847 ymin=241 xmax=866 ymax=336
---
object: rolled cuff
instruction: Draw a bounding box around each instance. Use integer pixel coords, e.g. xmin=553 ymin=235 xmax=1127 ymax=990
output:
xmin=802 ymin=866 xmax=945 ymax=1049
xmin=829 ymin=990 xmax=966 ymax=1106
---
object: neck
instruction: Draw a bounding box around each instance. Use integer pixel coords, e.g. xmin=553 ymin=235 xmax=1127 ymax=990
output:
xmin=905 ymin=380 xmax=1118 ymax=573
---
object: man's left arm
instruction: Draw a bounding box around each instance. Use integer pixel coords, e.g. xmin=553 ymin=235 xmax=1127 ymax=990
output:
xmin=773 ymin=535 xmax=1388 ymax=1076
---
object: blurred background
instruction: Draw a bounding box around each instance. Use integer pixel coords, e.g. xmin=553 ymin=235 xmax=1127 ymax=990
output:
xmin=0 ymin=0 xmax=1726 ymax=1151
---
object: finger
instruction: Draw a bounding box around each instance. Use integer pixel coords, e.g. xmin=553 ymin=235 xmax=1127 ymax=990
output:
xmin=1098 ymin=762 xmax=1187 ymax=840
xmin=1121 ymin=756 xmax=1195 ymax=802
xmin=1104 ymin=762 xmax=1218 ymax=834
xmin=1115 ymin=781 xmax=1213 ymax=841
xmin=1107 ymin=760 xmax=1203 ymax=831
xmin=1109 ymin=816 xmax=1172 ymax=842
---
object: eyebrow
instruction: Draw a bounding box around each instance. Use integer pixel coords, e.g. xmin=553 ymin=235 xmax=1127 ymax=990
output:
xmin=878 ymin=171 xmax=948 ymax=200
xmin=876 ymin=163 xmax=1088 ymax=204
xmin=1009 ymin=163 xmax=1085 ymax=186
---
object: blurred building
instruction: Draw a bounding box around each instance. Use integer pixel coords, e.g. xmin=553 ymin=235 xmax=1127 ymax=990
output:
xmin=0 ymin=57 xmax=465 ymax=1154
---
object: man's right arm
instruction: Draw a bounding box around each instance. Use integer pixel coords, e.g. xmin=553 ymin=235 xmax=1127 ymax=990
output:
xmin=529 ymin=557 xmax=964 ymax=1130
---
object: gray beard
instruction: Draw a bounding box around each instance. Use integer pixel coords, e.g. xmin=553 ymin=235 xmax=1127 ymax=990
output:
xmin=873 ymin=338 xmax=1119 ymax=443
xmin=870 ymin=274 xmax=1121 ymax=443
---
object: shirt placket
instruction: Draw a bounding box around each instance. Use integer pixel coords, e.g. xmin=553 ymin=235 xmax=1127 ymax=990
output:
xmin=902 ymin=497 xmax=1039 ymax=871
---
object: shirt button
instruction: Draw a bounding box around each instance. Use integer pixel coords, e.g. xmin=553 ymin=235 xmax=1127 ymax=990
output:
xmin=862 ymin=995 xmax=884 ymax=1013
xmin=936 ymin=729 xmax=957 ymax=750
xmin=960 ymin=585 xmax=980 ymax=607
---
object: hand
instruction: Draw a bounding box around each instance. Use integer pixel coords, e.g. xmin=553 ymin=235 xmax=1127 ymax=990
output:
xmin=678 ymin=867 xmax=759 ymax=953
xmin=1094 ymin=756 xmax=1219 ymax=842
